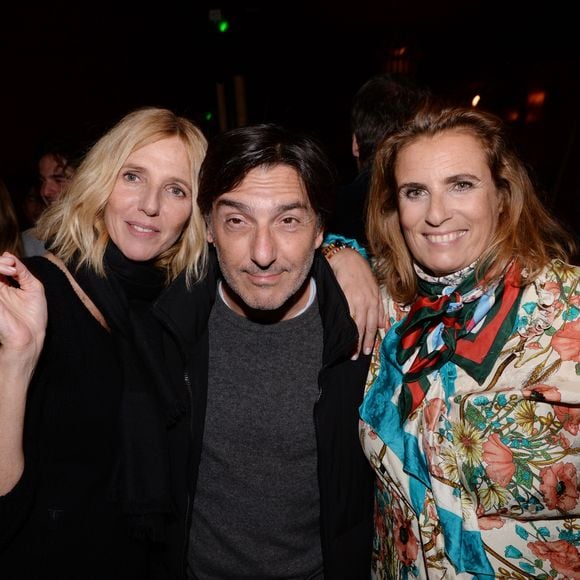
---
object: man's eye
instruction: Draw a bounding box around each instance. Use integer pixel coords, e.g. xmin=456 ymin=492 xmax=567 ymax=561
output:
xmin=281 ymin=216 xmax=299 ymax=225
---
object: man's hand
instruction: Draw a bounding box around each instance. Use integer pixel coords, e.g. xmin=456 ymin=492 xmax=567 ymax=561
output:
xmin=327 ymin=248 xmax=384 ymax=359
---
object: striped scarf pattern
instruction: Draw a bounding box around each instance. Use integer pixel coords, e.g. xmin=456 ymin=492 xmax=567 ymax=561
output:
xmin=396 ymin=261 xmax=522 ymax=421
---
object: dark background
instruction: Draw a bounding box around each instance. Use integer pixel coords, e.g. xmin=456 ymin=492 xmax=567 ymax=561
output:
xmin=2 ymin=1 xmax=578 ymax=239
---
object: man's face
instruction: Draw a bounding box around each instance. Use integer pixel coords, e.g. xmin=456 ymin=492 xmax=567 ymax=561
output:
xmin=207 ymin=164 xmax=323 ymax=321
xmin=38 ymin=153 xmax=74 ymax=205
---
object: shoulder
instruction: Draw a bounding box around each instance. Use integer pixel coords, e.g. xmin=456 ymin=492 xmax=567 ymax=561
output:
xmin=20 ymin=229 xmax=46 ymax=257
xmin=23 ymin=255 xmax=62 ymax=283
xmin=526 ymin=260 xmax=580 ymax=300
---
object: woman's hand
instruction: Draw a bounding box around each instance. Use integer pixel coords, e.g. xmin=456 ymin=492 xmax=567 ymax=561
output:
xmin=0 ymin=253 xmax=47 ymax=364
xmin=0 ymin=253 xmax=47 ymax=494
xmin=327 ymin=248 xmax=384 ymax=359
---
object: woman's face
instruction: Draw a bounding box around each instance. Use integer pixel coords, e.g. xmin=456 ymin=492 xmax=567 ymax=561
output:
xmin=104 ymin=136 xmax=192 ymax=262
xmin=395 ymin=129 xmax=503 ymax=276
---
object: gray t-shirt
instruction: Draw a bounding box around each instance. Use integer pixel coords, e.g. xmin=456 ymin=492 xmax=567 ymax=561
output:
xmin=188 ymin=282 xmax=324 ymax=579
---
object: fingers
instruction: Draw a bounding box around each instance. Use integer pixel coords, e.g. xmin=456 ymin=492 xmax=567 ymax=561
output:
xmin=0 ymin=253 xmax=18 ymax=278
xmin=0 ymin=253 xmax=42 ymax=293
xmin=350 ymin=304 xmax=379 ymax=360
xmin=362 ymin=303 xmax=378 ymax=356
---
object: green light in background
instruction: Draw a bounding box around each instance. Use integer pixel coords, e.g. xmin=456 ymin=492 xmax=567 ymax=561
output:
xmin=205 ymin=112 xmax=214 ymax=122
xmin=218 ymin=20 xmax=229 ymax=33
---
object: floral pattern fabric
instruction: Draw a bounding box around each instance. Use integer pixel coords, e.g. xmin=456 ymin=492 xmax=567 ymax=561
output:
xmin=360 ymin=260 xmax=580 ymax=579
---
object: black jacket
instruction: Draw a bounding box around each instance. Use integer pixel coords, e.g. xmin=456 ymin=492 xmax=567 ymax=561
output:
xmin=153 ymin=250 xmax=374 ymax=579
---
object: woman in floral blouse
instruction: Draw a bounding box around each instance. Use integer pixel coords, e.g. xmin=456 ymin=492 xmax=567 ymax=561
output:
xmin=360 ymin=104 xmax=580 ymax=579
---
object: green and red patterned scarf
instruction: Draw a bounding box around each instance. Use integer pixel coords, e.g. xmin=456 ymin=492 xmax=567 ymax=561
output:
xmin=396 ymin=261 xmax=522 ymax=421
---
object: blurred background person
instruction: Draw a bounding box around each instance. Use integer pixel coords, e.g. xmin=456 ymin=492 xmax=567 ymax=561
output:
xmin=19 ymin=185 xmax=45 ymax=230
xmin=21 ymin=136 xmax=83 ymax=256
xmin=0 ymin=178 xmax=23 ymax=256
xmin=359 ymin=105 xmax=580 ymax=578
xmin=329 ymin=73 xmax=430 ymax=249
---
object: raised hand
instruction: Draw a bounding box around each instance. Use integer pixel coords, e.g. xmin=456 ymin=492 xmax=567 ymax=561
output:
xmin=0 ymin=253 xmax=47 ymax=493
xmin=0 ymin=253 xmax=47 ymax=360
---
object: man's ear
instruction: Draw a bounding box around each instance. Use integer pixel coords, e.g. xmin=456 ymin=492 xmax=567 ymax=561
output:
xmin=206 ymin=218 xmax=214 ymax=243
xmin=352 ymin=134 xmax=359 ymax=159
xmin=314 ymin=227 xmax=324 ymax=249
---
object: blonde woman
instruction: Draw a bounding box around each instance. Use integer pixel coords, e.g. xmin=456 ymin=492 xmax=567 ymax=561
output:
xmin=0 ymin=107 xmax=207 ymax=579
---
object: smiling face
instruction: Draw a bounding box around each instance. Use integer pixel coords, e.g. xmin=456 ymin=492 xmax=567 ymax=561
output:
xmin=396 ymin=129 xmax=503 ymax=276
xmin=104 ymin=136 xmax=193 ymax=262
xmin=207 ymin=164 xmax=324 ymax=321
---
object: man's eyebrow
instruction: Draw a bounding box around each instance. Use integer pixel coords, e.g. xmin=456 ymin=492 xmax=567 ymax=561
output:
xmin=215 ymin=199 xmax=310 ymax=213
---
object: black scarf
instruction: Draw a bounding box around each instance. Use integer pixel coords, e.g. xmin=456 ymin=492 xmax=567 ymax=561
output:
xmin=72 ymin=242 xmax=185 ymax=542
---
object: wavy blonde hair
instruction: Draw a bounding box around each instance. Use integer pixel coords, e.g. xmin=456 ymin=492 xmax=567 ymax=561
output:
xmin=367 ymin=105 xmax=576 ymax=304
xmin=36 ymin=107 xmax=208 ymax=285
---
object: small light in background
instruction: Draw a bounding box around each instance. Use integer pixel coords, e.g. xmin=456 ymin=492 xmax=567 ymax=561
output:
xmin=527 ymin=90 xmax=546 ymax=106
xmin=471 ymin=94 xmax=481 ymax=107
xmin=205 ymin=112 xmax=214 ymax=122
xmin=505 ymin=109 xmax=520 ymax=122
xmin=208 ymin=8 xmax=230 ymax=33
xmin=526 ymin=89 xmax=546 ymax=123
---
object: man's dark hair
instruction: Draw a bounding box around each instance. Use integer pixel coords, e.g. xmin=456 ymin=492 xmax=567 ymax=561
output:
xmin=35 ymin=136 xmax=85 ymax=172
xmin=351 ymin=73 xmax=430 ymax=169
xmin=198 ymin=123 xmax=337 ymax=227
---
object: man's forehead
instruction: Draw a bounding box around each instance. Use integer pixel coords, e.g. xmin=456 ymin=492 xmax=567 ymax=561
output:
xmin=217 ymin=165 xmax=311 ymax=208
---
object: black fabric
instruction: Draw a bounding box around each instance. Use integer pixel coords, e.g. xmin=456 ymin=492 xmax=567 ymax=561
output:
xmin=0 ymin=256 xmax=151 ymax=579
xmin=328 ymin=169 xmax=371 ymax=248
xmin=153 ymin=250 xmax=374 ymax=579
xmin=72 ymin=242 xmax=185 ymax=541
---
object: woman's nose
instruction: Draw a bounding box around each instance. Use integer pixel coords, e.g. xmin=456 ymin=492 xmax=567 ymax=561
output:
xmin=138 ymin=186 xmax=161 ymax=217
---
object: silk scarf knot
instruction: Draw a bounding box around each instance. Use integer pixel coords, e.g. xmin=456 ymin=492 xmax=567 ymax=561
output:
xmin=396 ymin=261 xmax=522 ymax=421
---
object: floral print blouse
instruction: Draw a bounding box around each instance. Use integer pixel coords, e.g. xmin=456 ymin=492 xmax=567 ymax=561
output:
xmin=360 ymin=260 xmax=580 ymax=579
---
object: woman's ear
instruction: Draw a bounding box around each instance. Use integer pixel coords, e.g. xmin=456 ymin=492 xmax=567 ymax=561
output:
xmin=497 ymin=186 xmax=507 ymax=214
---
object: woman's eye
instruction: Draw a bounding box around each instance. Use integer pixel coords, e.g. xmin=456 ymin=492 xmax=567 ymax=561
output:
xmin=169 ymin=186 xmax=186 ymax=197
xmin=402 ymin=188 xmax=425 ymax=199
xmin=454 ymin=181 xmax=472 ymax=191
xmin=123 ymin=172 xmax=139 ymax=183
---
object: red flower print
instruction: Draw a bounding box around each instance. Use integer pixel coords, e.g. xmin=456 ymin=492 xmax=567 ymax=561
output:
xmin=522 ymin=384 xmax=561 ymax=403
xmin=477 ymin=515 xmax=504 ymax=530
xmin=423 ymin=397 xmax=445 ymax=432
xmin=392 ymin=506 xmax=419 ymax=566
xmin=554 ymin=405 xmax=580 ymax=436
xmin=528 ymin=540 xmax=580 ymax=579
xmin=482 ymin=433 xmax=516 ymax=487
xmin=539 ymin=462 xmax=579 ymax=511
xmin=552 ymin=320 xmax=580 ymax=362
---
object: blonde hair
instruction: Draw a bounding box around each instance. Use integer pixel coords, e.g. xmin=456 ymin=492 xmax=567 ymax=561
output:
xmin=0 ymin=178 xmax=22 ymax=256
xmin=37 ymin=107 xmax=208 ymax=285
xmin=367 ymin=105 xmax=576 ymax=304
